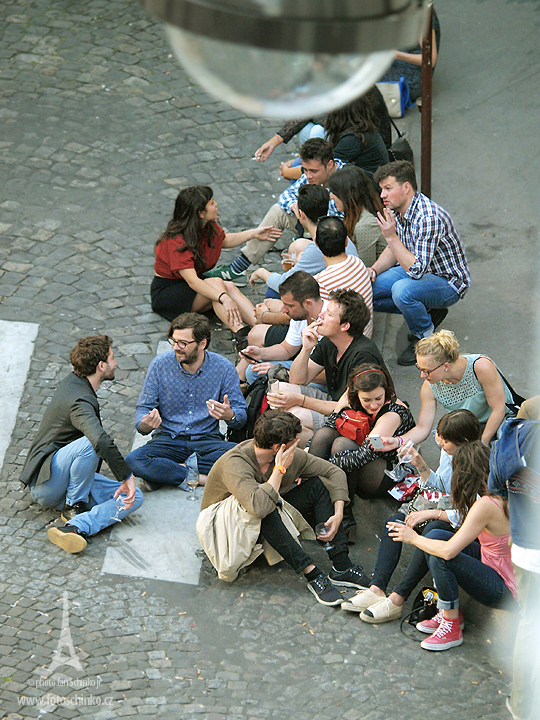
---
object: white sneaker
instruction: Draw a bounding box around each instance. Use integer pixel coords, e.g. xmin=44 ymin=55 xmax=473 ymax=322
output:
xmin=341 ymin=589 xmax=384 ymax=613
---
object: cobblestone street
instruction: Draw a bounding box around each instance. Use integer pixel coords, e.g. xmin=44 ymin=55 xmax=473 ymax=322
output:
xmin=1 ymin=0 xmax=539 ymax=718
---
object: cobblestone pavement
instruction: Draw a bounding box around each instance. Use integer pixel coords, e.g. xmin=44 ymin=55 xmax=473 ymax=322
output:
xmin=1 ymin=0 xmax=539 ymax=718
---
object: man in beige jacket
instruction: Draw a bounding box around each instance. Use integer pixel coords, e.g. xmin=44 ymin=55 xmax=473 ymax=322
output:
xmin=199 ymin=410 xmax=370 ymax=605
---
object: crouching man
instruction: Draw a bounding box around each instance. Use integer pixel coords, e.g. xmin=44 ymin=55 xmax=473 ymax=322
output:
xmin=19 ymin=335 xmax=143 ymax=553
xmin=197 ymin=410 xmax=369 ymax=605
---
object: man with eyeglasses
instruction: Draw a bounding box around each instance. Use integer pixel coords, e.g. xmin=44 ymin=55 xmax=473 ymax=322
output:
xmin=125 ymin=313 xmax=247 ymax=490
xmin=368 ymin=161 xmax=470 ymax=367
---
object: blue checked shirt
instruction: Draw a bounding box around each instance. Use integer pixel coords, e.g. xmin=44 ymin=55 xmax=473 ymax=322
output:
xmin=397 ymin=192 xmax=471 ymax=297
xmin=277 ymin=159 xmax=345 ymax=216
xmin=135 ymin=350 xmax=247 ymax=439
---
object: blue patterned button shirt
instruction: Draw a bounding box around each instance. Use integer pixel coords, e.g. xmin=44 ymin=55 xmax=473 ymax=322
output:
xmin=397 ymin=192 xmax=471 ymax=297
xmin=277 ymin=159 xmax=345 ymax=216
xmin=135 ymin=350 xmax=247 ymax=438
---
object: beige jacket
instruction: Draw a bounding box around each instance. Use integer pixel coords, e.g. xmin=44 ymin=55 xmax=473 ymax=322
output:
xmin=196 ymin=495 xmax=315 ymax=582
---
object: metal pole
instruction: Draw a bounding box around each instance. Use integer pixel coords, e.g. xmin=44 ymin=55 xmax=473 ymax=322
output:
xmin=420 ymin=4 xmax=433 ymax=197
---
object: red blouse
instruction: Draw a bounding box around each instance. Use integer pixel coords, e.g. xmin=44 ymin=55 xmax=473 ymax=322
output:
xmin=154 ymin=221 xmax=225 ymax=279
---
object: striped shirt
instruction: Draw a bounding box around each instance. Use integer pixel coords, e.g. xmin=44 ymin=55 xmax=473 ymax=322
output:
xmin=278 ymin=159 xmax=345 ymax=216
xmin=315 ymin=255 xmax=374 ymax=338
xmin=398 ymin=192 xmax=470 ymax=297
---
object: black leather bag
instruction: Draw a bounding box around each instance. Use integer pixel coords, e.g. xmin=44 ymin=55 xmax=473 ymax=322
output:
xmin=388 ymin=118 xmax=414 ymax=164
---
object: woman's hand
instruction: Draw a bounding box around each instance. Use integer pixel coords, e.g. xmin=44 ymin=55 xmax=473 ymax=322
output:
xmin=405 ymin=510 xmax=434 ymax=529
xmin=254 ymin=225 xmax=282 ymax=243
xmin=220 ymin=295 xmax=243 ymax=328
xmin=371 ymin=435 xmax=399 ymax=453
xmin=266 ymin=390 xmax=302 ymax=411
xmin=387 ymin=521 xmax=417 ymax=545
xmin=250 ymin=269 xmax=270 ymax=286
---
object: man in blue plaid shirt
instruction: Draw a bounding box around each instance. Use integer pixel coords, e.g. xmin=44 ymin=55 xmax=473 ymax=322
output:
xmin=368 ymin=161 xmax=470 ymax=366
xmin=205 ymin=139 xmax=343 ymax=281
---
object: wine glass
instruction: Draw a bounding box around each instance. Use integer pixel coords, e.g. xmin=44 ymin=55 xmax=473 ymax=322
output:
xmin=315 ymin=522 xmax=334 ymax=552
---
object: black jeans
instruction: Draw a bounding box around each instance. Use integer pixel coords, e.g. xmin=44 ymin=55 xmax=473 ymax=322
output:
xmin=371 ymin=513 xmax=456 ymax=599
xmin=259 ymin=477 xmax=349 ymax=574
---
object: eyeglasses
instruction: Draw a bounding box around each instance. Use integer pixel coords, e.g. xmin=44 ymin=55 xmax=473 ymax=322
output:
xmin=415 ymin=361 xmax=446 ymax=376
xmin=168 ymin=338 xmax=198 ymax=350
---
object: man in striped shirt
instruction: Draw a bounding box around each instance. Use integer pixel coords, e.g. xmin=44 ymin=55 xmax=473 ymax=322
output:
xmin=368 ymin=161 xmax=470 ymax=366
xmin=314 ymin=216 xmax=373 ymax=338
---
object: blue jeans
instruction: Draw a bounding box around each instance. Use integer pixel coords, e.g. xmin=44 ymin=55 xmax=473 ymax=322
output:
xmin=371 ymin=514 xmax=454 ymax=599
xmin=372 ymin=266 xmax=460 ymax=338
xmin=126 ymin=432 xmax=235 ymax=489
xmin=30 ymin=436 xmax=143 ymax=536
xmin=425 ymin=529 xmax=516 ymax=610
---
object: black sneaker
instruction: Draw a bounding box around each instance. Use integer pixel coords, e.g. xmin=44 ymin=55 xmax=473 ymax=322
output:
xmin=397 ymin=341 xmax=418 ymax=366
xmin=307 ymin=573 xmax=344 ymax=606
xmin=61 ymin=502 xmax=87 ymax=522
xmin=48 ymin=524 xmax=88 ymax=553
xmin=330 ymin=564 xmax=370 ymax=589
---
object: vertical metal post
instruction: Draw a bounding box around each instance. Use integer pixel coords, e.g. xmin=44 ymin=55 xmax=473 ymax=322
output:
xmin=420 ymin=4 xmax=433 ymax=197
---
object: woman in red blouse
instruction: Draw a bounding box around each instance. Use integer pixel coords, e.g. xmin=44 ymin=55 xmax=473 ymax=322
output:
xmin=151 ymin=186 xmax=280 ymax=336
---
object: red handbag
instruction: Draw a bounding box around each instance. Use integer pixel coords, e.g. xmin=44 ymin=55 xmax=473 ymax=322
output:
xmin=335 ymin=410 xmax=372 ymax=444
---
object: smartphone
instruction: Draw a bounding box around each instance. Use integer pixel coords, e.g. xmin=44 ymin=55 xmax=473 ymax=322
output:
xmin=240 ymin=351 xmax=262 ymax=364
xmin=369 ymin=434 xmax=385 ymax=450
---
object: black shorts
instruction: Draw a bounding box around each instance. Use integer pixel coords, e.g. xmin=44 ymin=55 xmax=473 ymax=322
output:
xmin=150 ymin=276 xmax=196 ymax=322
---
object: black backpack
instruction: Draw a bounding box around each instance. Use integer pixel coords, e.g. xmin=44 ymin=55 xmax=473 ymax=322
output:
xmin=228 ymin=375 xmax=269 ymax=443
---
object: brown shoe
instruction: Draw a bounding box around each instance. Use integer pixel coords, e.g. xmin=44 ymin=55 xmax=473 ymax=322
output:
xmin=48 ymin=525 xmax=88 ymax=553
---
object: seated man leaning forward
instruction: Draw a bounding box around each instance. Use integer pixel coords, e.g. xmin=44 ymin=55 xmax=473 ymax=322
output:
xmin=126 ymin=313 xmax=247 ymax=490
xmin=237 ymin=271 xmax=327 ymax=386
xmin=268 ymin=289 xmax=387 ymax=446
xmin=19 ymin=335 xmax=144 ymax=554
xmin=198 ymin=410 xmax=370 ymax=605
xmin=206 ymin=138 xmax=344 ymax=280
xmin=369 ymin=160 xmax=470 ymax=366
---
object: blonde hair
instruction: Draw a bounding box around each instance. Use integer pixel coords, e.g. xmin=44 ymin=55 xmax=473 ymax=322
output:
xmin=416 ymin=329 xmax=460 ymax=365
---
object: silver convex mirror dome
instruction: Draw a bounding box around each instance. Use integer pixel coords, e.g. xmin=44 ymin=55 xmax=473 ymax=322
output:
xmin=141 ymin=0 xmax=429 ymax=118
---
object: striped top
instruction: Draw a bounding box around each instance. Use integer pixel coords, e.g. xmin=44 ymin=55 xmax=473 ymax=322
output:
xmin=315 ymin=255 xmax=373 ymax=337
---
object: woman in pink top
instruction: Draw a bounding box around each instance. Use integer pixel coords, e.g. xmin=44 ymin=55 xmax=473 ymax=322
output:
xmin=388 ymin=441 xmax=517 ymax=651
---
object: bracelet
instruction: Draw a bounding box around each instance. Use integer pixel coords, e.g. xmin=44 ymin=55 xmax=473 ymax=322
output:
xmin=301 ymin=395 xmax=305 ymax=407
xmin=218 ymin=292 xmax=227 ymax=303
xmin=396 ymin=436 xmax=404 ymax=447
xmin=261 ymin=310 xmax=268 ymax=322
xmin=275 ymin=465 xmax=287 ymax=475
xmin=437 ymin=509 xmax=442 ymax=520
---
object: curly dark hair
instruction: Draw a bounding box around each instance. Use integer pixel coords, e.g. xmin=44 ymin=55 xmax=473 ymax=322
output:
xmin=70 ymin=335 xmax=112 ymax=378
xmin=347 ymin=364 xmax=396 ymax=410
xmin=155 ymin=185 xmax=215 ymax=274
xmin=329 ymin=289 xmax=370 ymax=338
xmin=253 ymin=410 xmax=302 ymax=449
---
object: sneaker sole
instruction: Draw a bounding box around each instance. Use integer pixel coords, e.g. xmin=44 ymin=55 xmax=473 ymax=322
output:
xmin=341 ymin=601 xmax=373 ymax=613
xmin=307 ymin=584 xmax=343 ymax=606
xmin=359 ymin=609 xmax=401 ymax=624
xmin=48 ymin=527 xmax=87 ymax=553
xmin=417 ymin=619 xmax=465 ymax=634
xmin=330 ymin=579 xmax=370 ymax=589
xmin=420 ymin=636 xmax=463 ymax=651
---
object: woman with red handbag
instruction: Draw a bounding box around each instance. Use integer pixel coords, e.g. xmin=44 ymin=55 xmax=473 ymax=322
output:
xmin=309 ymin=364 xmax=414 ymax=537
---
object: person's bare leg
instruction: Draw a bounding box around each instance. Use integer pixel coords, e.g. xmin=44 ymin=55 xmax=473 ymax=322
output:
xmin=223 ymin=281 xmax=256 ymax=327
xmin=247 ymin=323 xmax=270 ymax=347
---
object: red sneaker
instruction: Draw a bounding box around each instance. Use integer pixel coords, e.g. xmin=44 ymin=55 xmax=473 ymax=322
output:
xmin=420 ymin=617 xmax=463 ymax=651
xmin=416 ymin=609 xmax=465 ymax=634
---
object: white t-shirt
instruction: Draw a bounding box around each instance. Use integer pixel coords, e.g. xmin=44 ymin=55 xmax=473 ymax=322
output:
xmin=284 ymin=300 xmax=329 ymax=348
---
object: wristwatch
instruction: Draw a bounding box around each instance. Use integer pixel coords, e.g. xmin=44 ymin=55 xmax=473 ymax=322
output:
xmin=275 ymin=465 xmax=287 ymax=475
xmin=229 ymin=412 xmax=236 ymax=423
